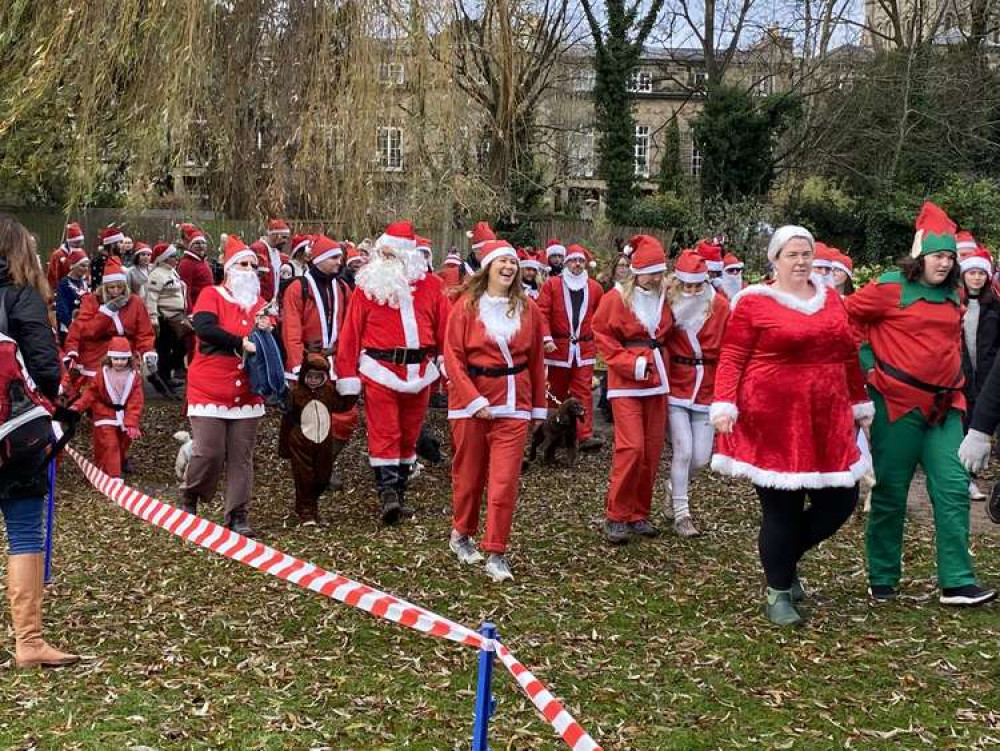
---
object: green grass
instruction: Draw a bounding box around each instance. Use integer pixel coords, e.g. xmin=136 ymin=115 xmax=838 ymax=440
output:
xmin=1 ymin=404 xmax=998 ymax=750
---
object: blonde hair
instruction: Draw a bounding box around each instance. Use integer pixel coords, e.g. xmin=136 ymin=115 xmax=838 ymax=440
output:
xmin=620 ymin=271 xmax=667 ymax=308
xmin=463 ymin=262 xmax=528 ymax=318
xmin=0 ymin=214 xmax=50 ymax=299
xmin=666 ymin=275 xmax=714 ymax=321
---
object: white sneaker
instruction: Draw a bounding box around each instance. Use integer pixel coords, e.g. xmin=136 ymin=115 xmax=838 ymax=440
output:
xmin=449 ymin=530 xmax=484 ymax=564
xmin=673 ymin=515 xmax=701 ymax=538
xmin=410 ymin=462 xmax=425 ymax=481
xmin=969 ymin=481 xmax=987 ymax=501
xmin=484 ymin=554 xmax=514 ymax=582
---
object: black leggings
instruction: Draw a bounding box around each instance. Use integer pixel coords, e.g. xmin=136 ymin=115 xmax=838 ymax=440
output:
xmin=754 ymin=484 xmax=859 ymax=590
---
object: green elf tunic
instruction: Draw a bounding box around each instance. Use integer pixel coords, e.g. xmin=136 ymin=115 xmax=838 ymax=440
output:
xmin=846 ymin=270 xmax=976 ymax=590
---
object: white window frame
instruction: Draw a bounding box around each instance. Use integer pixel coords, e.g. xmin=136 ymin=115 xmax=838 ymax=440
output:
xmin=569 ymin=128 xmax=595 ymax=178
xmin=377 ymin=126 xmax=404 ymax=171
xmin=634 ymin=125 xmax=650 ymax=178
xmin=692 ymin=69 xmax=708 ymax=88
xmin=573 ymin=67 xmax=596 ymax=92
xmin=628 ymin=70 xmax=653 ymax=93
xmin=690 ymin=142 xmax=702 ymax=178
xmin=378 ymin=61 xmax=405 ymax=85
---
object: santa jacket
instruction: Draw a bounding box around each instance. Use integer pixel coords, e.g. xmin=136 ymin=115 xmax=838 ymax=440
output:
xmin=46 ymin=245 xmax=73 ymax=292
xmin=593 ymin=287 xmax=674 ymax=399
xmin=537 ymin=275 xmax=603 ymax=368
xmin=187 ymin=285 xmax=268 ymax=418
xmin=281 ymin=271 xmax=352 ymax=378
xmin=444 ymin=294 xmax=548 ymax=420
xmin=335 ymin=273 xmax=450 ymax=396
xmin=846 ymin=270 xmax=966 ymax=422
xmin=64 ymin=293 xmax=155 ymax=377
xmin=435 ymin=265 xmax=465 ymax=299
xmin=666 ymin=287 xmax=730 ymax=410
xmin=178 ymin=252 xmax=214 ymax=312
xmin=75 ymin=366 xmax=144 ymax=430
xmin=251 ymin=239 xmax=288 ymax=305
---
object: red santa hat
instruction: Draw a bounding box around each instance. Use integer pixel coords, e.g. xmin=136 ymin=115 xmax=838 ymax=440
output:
xmin=517 ymin=247 xmax=543 ymax=271
xmin=723 ymin=252 xmax=744 ymax=271
xmin=268 ymin=218 xmax=291 ymax=236
xmin=222 ymin=234 xmax=258 ymax=271
xmin=345 ymin=243 xmax=365 ymax=268
xmin=695 ymin=238 xmax=724 ymax=271
xmin=444 ymin=249 xmax=464 ymax=267
xmin=812 ymin=242 xmax=836 ymax=269
xmin=960 ymin=246 xmax=993 ymax=276
xmin=182 ymin=223 xmax=207 ymax=246
xmin=101 ymin=257 xmax=128 ymax=285
xmin=911 ymin=201 xmax=957 ymax=258
xmin=67 ymin=248 xmax=89 ymax=268
xmin=99 ymin=226 xmax=125 ymax=247
xmin=564 ymin=244 xmax=597 ymax=268
xmin=628 ymin=235 xmax=666 ymax=275
xmin=133 ymin=241 xmax=152 ymax=257
xmin=65 ymin=222 xmax=84 ymax=244
xmin=310 ymin=235 xmax=343 ymax=264
xmin=956 ymin=231 xmax=977 ymax=255
xmin=545 ymin=238 xmax=567 ymax=260
xmin=831 ymin=250 xmax=854 ymax=277
xmin=152 ymin=242 xmax=178 ymax=265
xmin=106 ymin=336 xmax=132 ymax=359
xmin=673 ymin=249 xmax=708 ymax=284
xmin=467 ymin=221 xmax=496 ymax=250
xmin=377 ymin=220 xmax=417 ymax=253
xmin=415 ymin=235 xmax=432 ymax=256
xmin=477 ymin=239 xmax=517 ymax=269
xmin=766 ymin=225 xmax=814 ymax=262
xmin=290 ymin=234 xmax=313 ymax=257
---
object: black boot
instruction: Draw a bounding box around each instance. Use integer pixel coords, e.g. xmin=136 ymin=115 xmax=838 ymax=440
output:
xmin=328 ymin=438 xmax=349 ymax=492
xmin=397 ymin=463 xmax=415 ymax=518
xmin=181 ymin=489 xmax=199 ymax=516
xmin=226 ymin=509 xmax=256 ymax=538
xmin=374 ymin=466 xmax=402 ymax=526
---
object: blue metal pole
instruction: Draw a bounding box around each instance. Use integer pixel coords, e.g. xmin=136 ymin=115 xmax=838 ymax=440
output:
xmin=471 ymin=622 xmax=498 ymax=751
xmin=43 ymin=456 xmax=57 ymax=584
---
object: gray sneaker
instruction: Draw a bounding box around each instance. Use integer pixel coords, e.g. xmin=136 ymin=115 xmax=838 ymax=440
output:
xmin=673 ymin=515 xmax=700 ymax=538
xmin=629 ymin=519 xmax=661 ymax=538
xmin=765 ymin=588 xmax=803 ymax=627
xmin=449 ymin=531 xmax=484 ymax=564
xmin=484 ymin=554 xmax=513 ymax=582
xmin=603 ymin=520 xmax=631 ymax=545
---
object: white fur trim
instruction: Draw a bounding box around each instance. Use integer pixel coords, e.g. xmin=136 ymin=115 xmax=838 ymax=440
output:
xmin=336 ymin=376 xmax=362 ymax=395
xmin=564 ymin=250 xmax=586 ymax=262
xmin=101 ymin=232 xmax=125 ymax=246
xmin=480 ymin=246 xmax=517 ymax=269
xmin=853 ymin=401 xmax=875 ymax=421
xmin=312 ymin=246 xmax=343 ymax=264
xmin=519 ymin=259 xmax=543 ymax=270
xmin=478 ymin=294 xmax=522 ymax=341
xmin=106 ymin=349 xmax=131 ymax=358
xmin=710 ymin=453 xmax=870 ymax=489
xmin=187 ymin=403 xmax=265 ymax=419
xmin=674 ymin=270 xmax=708 ymax=284
xmin=546 ymin=244 xmax=567 ymax=259
xmin=831 ymin=260 xmax=852 ymax=277
xmin=634 ymin=356 xmax=648 ymax=381
xmin=723 ymin=262 xmax=744 ymax=271
xmin=377 ymin=233 xmax=417 ymax=252
xmin=66 ymin=231 xmax=84 ymax=243
xmin=224 ymin=248 xmax=257 ymax=271
xmin=709 ymin=401 xmax=739 ymax=422
xmin=957 ymin=239 xmax=977 ymax=251
xmin=531 ymin=407 xmax=548 ymax=419
xmin=766 ymin=225 xmax=814 ymax=262
xmin=101 ymin=272 xmax=127 ymax=284
xmin=705 ymin=261 xmax=724 ymax=272
xmin=730 ymin=276 xmax=828 ymax=316
xmin=543 ymin=335 xmax=554 ymax=343
xmin=370 ymin=455 xmax=412 ymax=466
xmin=448 ymin=395 xmax=490 ymax=419
xmin=961 ymin=256 xmax=992 ymax=275
xmin=358 ymin=354 xmax=440 ymax=393
xmin=630 ymin=262 xmax=666 ymax=274
xmin=811 ymin=259 xmax=833 ymax=269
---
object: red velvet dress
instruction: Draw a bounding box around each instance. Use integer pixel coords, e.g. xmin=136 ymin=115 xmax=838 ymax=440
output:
xmin=710 ymin=280 xmax=873 ymax=489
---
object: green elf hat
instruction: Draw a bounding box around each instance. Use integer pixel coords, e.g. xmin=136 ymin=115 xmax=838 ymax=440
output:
xmin=910 ymin=201 xmax=958 ymax=258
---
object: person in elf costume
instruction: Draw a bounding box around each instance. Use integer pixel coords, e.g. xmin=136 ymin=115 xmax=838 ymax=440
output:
xmin=846 ymin=201 xmax=996 ymax=607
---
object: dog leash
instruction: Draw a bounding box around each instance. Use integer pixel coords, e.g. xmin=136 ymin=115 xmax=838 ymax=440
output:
xmin=545 ymin=388 xmax=563 ymax=407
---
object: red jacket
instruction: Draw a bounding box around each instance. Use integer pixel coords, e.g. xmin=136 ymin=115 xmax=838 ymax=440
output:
xmin=537 ymin=275 xmax=603 ymax=368
xmin=63 ymin=293 xmax=155 ymax=377
xmin=46 ymin=246 xmax=73 ymax=292
xmin=75 ymin=366 xmax=144 ymax=429
xmin=444 ymin=294 xmax=547 ymax=420
xmin=281 ymin=272 xmax=352 ymax=378
xmin=665 ymin=289 xmax=730 ymax=410
xmin=593 ymin=288 xmax=674 ymax=398
xmin=251 ymin=239 xmax=288 ymax=305
xmin=435 ymin=265 xmax=465 ymax=300
xmin=178 ymin=252 xmax=214 ymax=312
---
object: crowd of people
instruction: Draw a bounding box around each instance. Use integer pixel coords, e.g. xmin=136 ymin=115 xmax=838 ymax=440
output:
xmin=2 ymin=201 xmax=999 ymax=671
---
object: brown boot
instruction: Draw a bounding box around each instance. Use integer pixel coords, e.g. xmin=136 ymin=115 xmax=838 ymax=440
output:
xmin=7 ymin=554 xmax=79 ymax=669
xmin=328 ymin=438 xmax=348 ymax=492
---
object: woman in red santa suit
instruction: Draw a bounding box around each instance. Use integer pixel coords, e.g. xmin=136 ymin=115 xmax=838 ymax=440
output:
xmin=181 ymin=235 xmax=272 ymax=538
xmin=444 ymin=240 xmax=547 ymax=582
xmin=664 ymin=250 xmax=730 ymax=538
xmin=710 ymin=225 xmax=873 ymax=627
xmin=593 ymin=235 xmax=674 ymax=545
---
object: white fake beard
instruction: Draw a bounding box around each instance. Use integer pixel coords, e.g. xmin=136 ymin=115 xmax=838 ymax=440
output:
xmin=227 ymin=269 xmax=260 ymax=311
xmin=478 ymin=294 xmax=522 ymax=342
xmin=720 ymin=273 xmax=743 ymax=298
xmin=630 ymin=286 xmax=663 ymax=335
xmin=356 ymin=252 xmax=412 ymax=308
xmin=671 ymin=286 xmax=713 ymax=332
xmin=563 ymin=268 xmax=588 ymax=291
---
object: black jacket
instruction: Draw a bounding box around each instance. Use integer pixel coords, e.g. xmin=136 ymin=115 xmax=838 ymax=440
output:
xmin=961 ymin=290 xmax=1000 ymax=408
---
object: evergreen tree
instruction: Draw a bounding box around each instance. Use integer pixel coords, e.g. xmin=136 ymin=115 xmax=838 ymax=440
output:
xmin=657 ymin=118 xmax=684 ymax=194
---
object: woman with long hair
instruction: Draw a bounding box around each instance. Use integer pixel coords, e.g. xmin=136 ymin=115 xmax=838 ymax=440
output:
xmin=0 ymin=214 xmax=78 ymax=667
xmin=444 ymin=240 xmax=547 ymax=582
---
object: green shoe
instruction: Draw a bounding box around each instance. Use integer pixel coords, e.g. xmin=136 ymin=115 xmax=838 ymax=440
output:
xmin=766 ymin=588 xmax=803 ymax=627
xmin=790 ymin=577 xmax=806 ymax=603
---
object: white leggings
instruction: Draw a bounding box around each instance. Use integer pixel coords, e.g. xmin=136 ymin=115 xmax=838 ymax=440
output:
xmin=668 ymin=405 xmax=715 ymax=517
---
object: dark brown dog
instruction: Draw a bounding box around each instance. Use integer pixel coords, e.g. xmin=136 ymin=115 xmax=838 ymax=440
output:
xmin=527 ymin=397 xmax=586 ymax=466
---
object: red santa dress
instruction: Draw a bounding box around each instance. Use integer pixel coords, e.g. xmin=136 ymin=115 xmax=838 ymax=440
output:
xmin=74 ymin=354 xmax=144 ymax=478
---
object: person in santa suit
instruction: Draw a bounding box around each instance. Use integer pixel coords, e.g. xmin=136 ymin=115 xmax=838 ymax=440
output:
xmin=718 ymin=252 xmax=746 ymax=299
xmin=340 ymin=242 xmax=365 ymax=289
xmin=544 ymin=238 xmax=566 ymax=276
xmin=46 ymin=222 xmax=86 ymax=292
xmin=466 ymin=222 xmax=494 ymax=275
xmin=90 ymin=226 xmax=125 ymax=290
xmin=177 ymin=223 xmax=214 ymax=311
xmin=516 ymin=247 xmax=544 ymax=299
xmin=55 ymin=248 xmax=91 ymax=345
xmin=664 ymin=250 xmax=730 ymax=538
xmin=444 ymin=239 xmax=547 ymax=582
xmin=416 ymin=236 xmax=435 ymax=273
xmin=127 ymin=242 xmax=152 ymax=301
xmin=695 ymin=238 xmax=724 ymax=289
xmin=711 ymin=225 xmax=874 ymax=626
xmin=538 ymin=243 xmax=604 ymax=451
xmin=251 ymin=219 xmax=292 ymax=307
xmin=593 ymin=235 xmax=674 ymax=545
xmin=181 ymin=235 xmax=272 ymax=538
xmin=847 ymin=203 xmax=996 ymax=607
xmin=831 ymin=250 xmax=855 ymax=296
xmin=63 ymin=256 xmax=156 ymax=393
xmin=811 ymin=242 xmax=838 ymax=285
xmin=281 ymin=234 xmax=357 ymax=491
xmin=280 ymin=234 xmax=312 ymax=287
xmin=436 ymin=248 xmax=467 ymax=299
xmin=146 ymin=242 xmax=190 ymax=392
xmin=72 ymin=337 xmax=144 ymax=479
xmin=335 ymin=221 xmax=450 ymax=525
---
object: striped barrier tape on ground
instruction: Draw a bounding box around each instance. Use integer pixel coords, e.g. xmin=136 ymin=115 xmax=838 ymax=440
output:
xmin=64 ymin=446 xmax=602 ymax=751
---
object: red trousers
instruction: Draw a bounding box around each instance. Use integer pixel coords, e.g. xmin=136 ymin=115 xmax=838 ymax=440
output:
xmin=548 ymin=364 xmax=594 ymax=439
xmin=451 ymin=417 xmax=530 ymax=554
xmin=93 ymin=425 xmax=131 ymax=478
xmin=362 ymin=380 xmax=430 ymax=464
xmin=606 ymin=395 xmax=667 ymax=523
xmin=331 ymin=405 xmax=359 ymax=442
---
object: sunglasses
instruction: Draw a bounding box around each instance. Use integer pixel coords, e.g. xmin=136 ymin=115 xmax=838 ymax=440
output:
xmin=234 ymin=260 xmax=258 ymax=269
xmin=724 ymin=268 xmax=742 ymax=275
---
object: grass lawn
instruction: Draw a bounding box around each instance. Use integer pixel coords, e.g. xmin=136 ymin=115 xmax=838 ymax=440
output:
xmin=1 ymin=402 xmax=998 ymax=750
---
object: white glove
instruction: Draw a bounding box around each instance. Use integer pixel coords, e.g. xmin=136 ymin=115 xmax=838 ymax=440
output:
xmin=958 ymin=429 xmax=992 ymax=474
xmin=143 ymin=351 xmax=159 ymax=371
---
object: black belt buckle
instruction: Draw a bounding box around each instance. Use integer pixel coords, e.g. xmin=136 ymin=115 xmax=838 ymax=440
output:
xmin=570 ymin=337 xmax=579 ymax=344
xmin=392 ymin=347 xmax=408 ymax=365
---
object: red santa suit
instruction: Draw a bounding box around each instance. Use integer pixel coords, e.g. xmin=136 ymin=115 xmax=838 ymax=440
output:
xmin=445 ymin=241 xmax=547 ymax=556
xmin=47 ymin=223 xmax=85 ymax=292
xmin=538 ymin=245 xmax=603 ymax=440
xmin=436 ymin=250 xmax=466 ymax=300
xmin=177 ymin=224 xmax=214 ymax=311
xmin=517 ymin=247 xmax=545 ymax=301
xmin=251 ymin=219 xmax=291 ymax=306
xmin=74 ymin=337 xmax=144 ymax=478
xmin=593 ymin=236 xmax=674 ymax=530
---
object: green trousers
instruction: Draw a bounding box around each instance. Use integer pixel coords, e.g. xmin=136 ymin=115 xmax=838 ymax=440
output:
xmin=867 ymin=390 xmax=975 ymax=589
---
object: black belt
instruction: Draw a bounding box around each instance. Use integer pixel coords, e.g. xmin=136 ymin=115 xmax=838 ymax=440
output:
xmin=366 ymin=347 xmax=433 ymax=365
xmin=468 ymin=362 xmax=528 ymax=377
xmin=875 ymin=357 xmax=962 ymax=426
xmin=672 ymin=356 xmax=715 ymax=366
xmin=111 ymin=403 xmax=125 ymax=410
xmin=553 ymin=334 xmax=594 ymax=344
xmin=624 ymin=340 xmax=662 ymax=349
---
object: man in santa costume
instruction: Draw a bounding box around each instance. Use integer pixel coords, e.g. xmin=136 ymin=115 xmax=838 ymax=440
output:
xmin=831 ymin=250 xmax=856 ymax=295
xmin=695 ymin=238 xmax=724 ymax=289
xmin=335 ymin=221 xmax=450 ymax=525
xmin=55 ymin=248 xmax=91 ymax=344
xmin=91 ymin=225 xmax=125 ymax=290
xmin=282 ymin=234 xmax=357 ymax=491
xmin=719 ymin=252 xmax=746 ymax=299
xmin=544 ymin=238 xmax=566 ymax=276
xmin=177 ymin=223 xmax=214 ymax=311
xmin=279 ymin=234 xmax=313 ymax=286
xmin=849 ymin=201 xmax=996 ymax=607
xmin=517 ymin=248 xmax=545 ymax=299
xmin=956 ymin=231 xmax=977 ymax=261
xmin=46 ymin=222 xmax=86 ymax=292
xmin=538 ymin=243 xmax=604 ymax=451
xmin=341 ymin=243 xmax=365 ymax=289
xmin=811 ymin=242 xmax=838 ymax=284
xmin=436 ymin=248 xmax=467 ymax=299
xmin=252 ymin=219 xmax=292 ymax=307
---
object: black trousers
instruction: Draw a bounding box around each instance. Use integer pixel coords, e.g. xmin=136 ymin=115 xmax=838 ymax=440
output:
xmin=155 ymin=317 xmax=188 ymax=379
xmin=754 ymin=484 xmax=859 ymax=590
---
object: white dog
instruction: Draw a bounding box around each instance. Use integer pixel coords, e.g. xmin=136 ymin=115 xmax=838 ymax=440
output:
xmin=174 ymin=430 xmax=193 ymax=481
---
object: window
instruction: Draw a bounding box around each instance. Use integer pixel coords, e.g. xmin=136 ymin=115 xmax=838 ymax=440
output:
xmin=692 ymin=68 xmax=708 ymax=88
xmin=634 ymin=125 xmax=650 ymax=177
xmin=628 ymin=70 xmax=653 ymax=93
xmin=378 ymin=61 xmax=405 ymax=85
xmin=573 ymin=67 xmax=596 ymax=92
xmin=753 ymin=75 xmax=772 ymax=97
xmin=690 ymin=143 xmax=702 ymax=178
xmin=377 ymin=126 xmax=403 ymax=171
xmin=568 ymin=129 xmax=595 ymax=177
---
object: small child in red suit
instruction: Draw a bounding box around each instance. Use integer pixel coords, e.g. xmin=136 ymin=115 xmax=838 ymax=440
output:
xmin=73 ymin=336 xmax=144 ymax=478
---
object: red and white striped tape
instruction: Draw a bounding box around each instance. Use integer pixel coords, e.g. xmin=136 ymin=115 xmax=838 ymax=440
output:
xmin=64 ymin=446 xmax=602 ymax=751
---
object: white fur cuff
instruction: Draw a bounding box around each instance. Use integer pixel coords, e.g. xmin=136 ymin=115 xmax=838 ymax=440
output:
xmin=531 ymin=407 xmax=548 ymax=420
xmin=543 ymin=335 xmax=554 ymax=343
xmin=709 ymin=402 xmax=739 ymax=423
xmin=336 ymin=376 xmax=362 ymax=396
xmin=853 ymin=401 xmax=875 ymax=421
xmin=634 ymin=356 xmax=648 ymax=381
